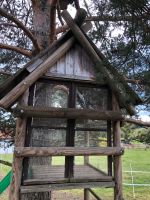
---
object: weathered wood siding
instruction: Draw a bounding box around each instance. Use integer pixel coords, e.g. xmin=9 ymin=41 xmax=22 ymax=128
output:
xmin=45 ymin=43 xmax=95 ymax=80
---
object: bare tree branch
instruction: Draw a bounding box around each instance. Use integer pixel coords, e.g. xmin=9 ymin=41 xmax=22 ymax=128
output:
xmin=0 ymin=7 xmax=41 ymax=52
xmin=0 ymin=43 xmax=32 ymax=58
xmin=86 ymin=13 xmax=150 ymax=22
xmin=125 ymin=118 xmax=150 ymax=127
xmin=126 ymin=78 xmax=150 ymax=85
xmin=0 ymin=21 xmax=17 ymax=27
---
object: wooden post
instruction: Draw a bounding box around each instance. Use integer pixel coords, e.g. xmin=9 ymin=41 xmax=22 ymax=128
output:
xmin=112 ymin=94 xmax=123 ymax=200
xmin=84 ymin=189 xmax=90 ymax=200
xmin=107 ymin=90 xmax=112 ymax=176
xmin=9 ymin=90 xmax=29 ymax=200
xmin=84 ymin=131 xmax=90 ymax=164
xmin=65 ymin=83 xmax=76 ymax=178
xmin=84 ymin=131 xmax=90 ymax=200
xmin=107 ymin=121 xmax=112 ymax=176
xmin=22 ymin=85 xmax=52 ymax=200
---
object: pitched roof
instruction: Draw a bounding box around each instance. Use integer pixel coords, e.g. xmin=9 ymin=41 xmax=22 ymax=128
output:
xmin=0 ymin=9 xmax=142 ymax=115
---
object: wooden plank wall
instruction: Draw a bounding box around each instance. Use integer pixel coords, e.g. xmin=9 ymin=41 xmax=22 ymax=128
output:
xmin=45 ymin=44 xmax=95 ymax=80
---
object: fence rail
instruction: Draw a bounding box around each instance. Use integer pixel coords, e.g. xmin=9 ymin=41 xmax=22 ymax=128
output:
xmin=123 ymin=163 xmax=150 ymax=198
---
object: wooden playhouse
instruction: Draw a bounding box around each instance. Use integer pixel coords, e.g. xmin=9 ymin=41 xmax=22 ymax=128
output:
xmin=0 ymin=9 xmax=141 ymax=200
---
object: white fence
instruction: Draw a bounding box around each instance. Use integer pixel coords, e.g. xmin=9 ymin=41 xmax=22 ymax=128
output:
xmin=123 ymin=163 xmax=150 ymax=198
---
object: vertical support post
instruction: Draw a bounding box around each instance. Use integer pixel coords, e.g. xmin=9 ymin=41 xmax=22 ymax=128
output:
xmin=107 ymin=121 xmax=112 ymax=176
xmin=84 ymin=131 xmax=90 ymax=164
xmin=9 ymin=90 xmax=29 ymax=200
xmin=65 ymin=83 xmax=76 ymax=178
xmin=112 ymin=94 xmax=123 ymax=200
xmin=84 ymin=189 xmax=90 ymax=200
xmin=107 ymin=90 xmax=112 ymax=176
xmin=21 ymin=84 xmax=51 ymax=200
xmin=65 ymin=119 xmax=75 ymax=178
xmin=84 ymin=131 xmax=90 ymax=200
xmin=22 ymin=84 xmax=35 ymax=181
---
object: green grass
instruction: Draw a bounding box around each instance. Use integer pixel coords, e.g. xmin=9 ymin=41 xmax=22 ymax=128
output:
xmin=0 ymin=149 xmax=150 ymax=200
xmin=0 ymin=154 xmax=12 ymax=200
xmin=0 ymin=154 xmax=12 ymax=176
xmin=93 ymin=149 xmax=150 ymax=200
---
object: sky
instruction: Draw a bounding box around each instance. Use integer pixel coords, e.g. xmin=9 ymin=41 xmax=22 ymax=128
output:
xmin=140 ymin=111 xmax=150 ymax=122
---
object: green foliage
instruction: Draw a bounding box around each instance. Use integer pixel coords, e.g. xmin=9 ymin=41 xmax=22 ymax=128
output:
xmin=0 ymin=0 xmax=31 ymax=73
xmin=86 ymin=0 xmax=150 ymax=110
xmin=121 ymin=123 xmax=135 ymax=143
xmin=135 ymin=128 xmax=150 ymax=144
xmin=121 ymin=123 xmax=150 ymax=145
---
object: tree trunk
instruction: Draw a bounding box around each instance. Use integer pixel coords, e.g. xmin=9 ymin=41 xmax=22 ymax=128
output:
xmin=32 ymin=0 xmax=57 ymax=49
xmin=21 ymin=1 xmax=57 ymax=199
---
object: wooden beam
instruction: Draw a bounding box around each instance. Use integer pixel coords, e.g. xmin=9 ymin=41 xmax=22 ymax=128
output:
xmin=65 ymin=83 xmax=76 ymax=179
xmin=88 ymin=189 xmax=102 ymax=200
xmin=61 ymin=9 xmax=136 ymax=115
xmin=112 ymin=94 xmax=123 ymax=200
xmin=84 ymin=189 xmax=90 ymax=200
xmin=9 ymin=90 xmax=29 ymax=200
xmin=84 ymin=131 xmax=90 ymax=200
xmin=0 ymin=22 xmax=92 ymax=110
xmin=61 ymin=9 xmax=99 ymax=63
xmin=23 ymin=177 xmax=112 ymax=185
xmin=107 ymin=90 xmax=113 ymax=176
xmin=107 ymin=120 xmax=113 ymax=176
xmin=12 ymin=106 xmax=124 ymax=121
xmin=14 ymin=147 xmax=124 ymax=157
xmin=20 ymin=181 xmax=115 ymax=193
xmin=87 ymin=163 xmax=108 ymax=176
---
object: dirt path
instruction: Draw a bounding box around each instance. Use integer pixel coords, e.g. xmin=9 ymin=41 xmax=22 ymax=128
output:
xmin=0 ymin=189 xmax=95 ymax=200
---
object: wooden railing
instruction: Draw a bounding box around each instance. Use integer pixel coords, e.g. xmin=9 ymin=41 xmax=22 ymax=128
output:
xmin=14 ymin=146 xmax=124 ymax=157
xmin=12 ymin=106 xmax=124 ymax=121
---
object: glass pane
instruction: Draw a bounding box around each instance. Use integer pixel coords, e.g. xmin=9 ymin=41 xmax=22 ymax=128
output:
xmin=34 ymin=82 xmax=69 ymax=108
xmin=76 ymin=86 xmax=108 ymax=110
